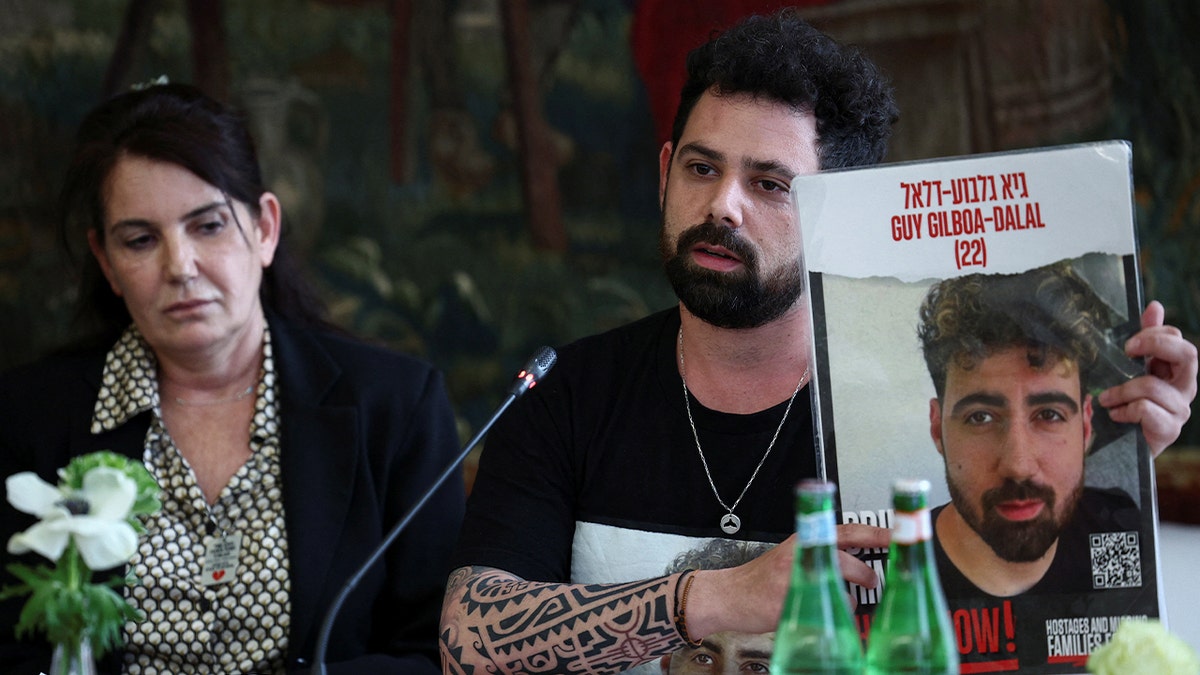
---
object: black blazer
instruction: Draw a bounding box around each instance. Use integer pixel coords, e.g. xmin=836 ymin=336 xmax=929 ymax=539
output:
xmin=0 ymin=317 xmax=465 ymax=674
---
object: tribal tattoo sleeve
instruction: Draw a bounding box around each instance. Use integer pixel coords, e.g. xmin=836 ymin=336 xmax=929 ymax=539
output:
xmin=440 ymin=566 xmax=688 ymax=674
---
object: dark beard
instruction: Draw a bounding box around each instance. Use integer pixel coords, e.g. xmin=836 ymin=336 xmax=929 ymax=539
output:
xmin=948 ymin=476 xmax=1083 ymax=563
xmin=659 ymin=220 xmax=804 ymax=329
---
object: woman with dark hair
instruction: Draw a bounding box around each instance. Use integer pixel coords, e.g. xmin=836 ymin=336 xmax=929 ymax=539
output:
xmin=0 ymin=82 xmax=463 ymax=674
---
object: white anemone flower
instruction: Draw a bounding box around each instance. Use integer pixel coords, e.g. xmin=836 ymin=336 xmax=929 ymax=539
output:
xmin=6 ymin=466 xmax=139 ymax=570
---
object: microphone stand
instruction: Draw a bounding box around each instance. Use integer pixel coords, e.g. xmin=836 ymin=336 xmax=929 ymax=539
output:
xmin=311 ymin=347 xmax=556 ymax=675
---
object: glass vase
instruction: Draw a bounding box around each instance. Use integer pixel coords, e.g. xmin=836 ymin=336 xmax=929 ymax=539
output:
xmin=50 ymin=635 xmax=98 ymax=675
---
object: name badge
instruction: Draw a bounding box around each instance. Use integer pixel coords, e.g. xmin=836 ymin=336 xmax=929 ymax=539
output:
xmin=201 ymin=531 xmax=242 ymax=586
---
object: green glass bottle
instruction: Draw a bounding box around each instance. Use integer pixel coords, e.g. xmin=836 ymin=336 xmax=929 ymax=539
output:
xmin=865 ymin=479 xmax=958 ymax=675
xmin=770 ymin=480 xmax=864 ymax=675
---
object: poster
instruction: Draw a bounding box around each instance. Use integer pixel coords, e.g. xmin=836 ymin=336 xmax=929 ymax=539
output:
xmin=793 ymin=141 xmax=1161 ymax=673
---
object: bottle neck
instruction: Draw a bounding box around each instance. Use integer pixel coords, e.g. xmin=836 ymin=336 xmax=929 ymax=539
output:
xmin=796 ymin=508 xmax=841 ymax=568
xmin=888 ymin=507 xmax=935 ymax=567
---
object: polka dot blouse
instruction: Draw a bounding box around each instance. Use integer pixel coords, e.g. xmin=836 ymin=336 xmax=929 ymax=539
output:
xmin=91 ymin=325 xmax=292 ymax=674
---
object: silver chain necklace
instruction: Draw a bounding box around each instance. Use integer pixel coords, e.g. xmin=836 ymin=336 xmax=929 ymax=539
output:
xmin=677 ymin=327 xmax=808 ymax=534
xmin=170 ymin=385 xmax=255 ymax=407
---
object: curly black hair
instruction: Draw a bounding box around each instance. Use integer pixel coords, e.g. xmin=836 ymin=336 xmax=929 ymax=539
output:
xmin=917 ymin=262 xmax=1116 ymax=401
xmin=669 ymin=8 xmax=898 ymax=170
xmin=664 ymin=538 xmax=773 ymax=575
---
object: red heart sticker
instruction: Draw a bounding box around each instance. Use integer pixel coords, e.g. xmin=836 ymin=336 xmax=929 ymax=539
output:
xmin=213 ymin=570 xmax=225 ymax=581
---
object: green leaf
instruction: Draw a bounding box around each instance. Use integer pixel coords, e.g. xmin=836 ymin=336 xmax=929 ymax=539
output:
xmin=0 ymin=581 xmax=33 ymax=601
xmin=59 ymin=450 xmax=162 ymax=516
xmin=5 ymin=561 xmax=56 ymax=587
xmin=79 ymin=583 xmax=138 ymax=657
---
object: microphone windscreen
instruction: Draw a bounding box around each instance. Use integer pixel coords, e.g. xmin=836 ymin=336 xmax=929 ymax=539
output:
xmin=527 ymin=346 xmax=557 ymax=380
xmin=509 ymin=346 xmax=557 ymax=396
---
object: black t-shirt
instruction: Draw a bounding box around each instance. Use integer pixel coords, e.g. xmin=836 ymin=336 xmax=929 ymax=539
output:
xmin=452 ymin=307 xmax=818 ymax=586
xmin=934 ymin=487 xmax=1142 ymax=598
xmin=931 ymin=487 xmax=1153 ymax=673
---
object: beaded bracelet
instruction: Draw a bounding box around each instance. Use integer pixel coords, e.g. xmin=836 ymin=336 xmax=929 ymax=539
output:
xmin=673 ymin=569 xmax=702 ymax=647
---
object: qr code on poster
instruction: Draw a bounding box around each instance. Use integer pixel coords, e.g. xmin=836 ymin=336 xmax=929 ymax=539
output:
xmin=1090 ymin=531 xmax=1141 ymax=589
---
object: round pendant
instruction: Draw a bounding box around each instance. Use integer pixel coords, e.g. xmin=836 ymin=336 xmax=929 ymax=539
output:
xmin=719 ymin=513 xmax=741 ymax=534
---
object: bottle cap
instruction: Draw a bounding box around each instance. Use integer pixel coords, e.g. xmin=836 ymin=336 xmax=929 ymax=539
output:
xmin=892 ymin=478 xmax=931 ymax=495
xmin=796 ymin=479 xmax=837 ymax=495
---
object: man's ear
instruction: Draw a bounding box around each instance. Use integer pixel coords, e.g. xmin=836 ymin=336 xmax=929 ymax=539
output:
xmin=1082 ymin=393 xmax=1095 ymax=455
xmin=930 ymin=397 xmax=945 ymax=457
xmin=659 ymin=653 xmax=673 ymax=675
xmin=87 ymin=229 xmax=121 ymax=297
xmin=658 ymin=141 xmax=674 ymax=210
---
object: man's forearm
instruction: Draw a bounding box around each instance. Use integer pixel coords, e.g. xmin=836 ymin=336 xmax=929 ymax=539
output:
xmin=440 ymin=566 xmax=687 ymax=674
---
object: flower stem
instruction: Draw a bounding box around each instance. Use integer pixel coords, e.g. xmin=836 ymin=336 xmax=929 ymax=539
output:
xmin=58 ymin=540 xmax=90 ymax=659
xmin=65 ymin=540 xmax=82 ymax=591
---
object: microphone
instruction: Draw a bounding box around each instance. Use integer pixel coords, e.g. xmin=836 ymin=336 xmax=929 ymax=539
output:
xmin=311 ymin=346 xmax=556 ymax=674
xmin=508 ymin=344 xmax=557 ymax=397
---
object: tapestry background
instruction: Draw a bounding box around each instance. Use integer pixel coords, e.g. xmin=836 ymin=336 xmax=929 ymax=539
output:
xmin=1 ymin=1 xmax=1197 ymax=499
